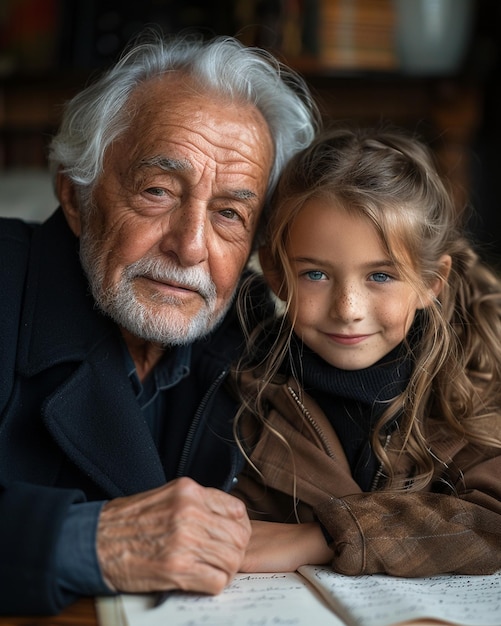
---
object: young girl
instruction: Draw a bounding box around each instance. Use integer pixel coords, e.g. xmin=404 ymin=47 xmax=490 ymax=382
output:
xmin=233 ymin=127 xmax=501 ymax=578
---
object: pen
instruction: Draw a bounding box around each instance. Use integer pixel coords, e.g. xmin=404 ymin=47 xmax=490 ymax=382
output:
xmin=153 ymin=590 xmax=177 ymax=608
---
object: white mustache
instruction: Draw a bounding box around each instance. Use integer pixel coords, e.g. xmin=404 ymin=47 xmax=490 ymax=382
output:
xmin=124 ymin=257 xmax=217 ymax=303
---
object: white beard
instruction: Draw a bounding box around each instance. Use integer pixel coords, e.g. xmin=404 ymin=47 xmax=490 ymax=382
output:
xmin=79 ymin=227 xmax=233 ymax=346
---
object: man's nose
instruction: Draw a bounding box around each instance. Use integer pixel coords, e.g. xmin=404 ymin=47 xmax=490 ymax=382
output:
xmin=159 ymin=203 xmax=209 ymax=267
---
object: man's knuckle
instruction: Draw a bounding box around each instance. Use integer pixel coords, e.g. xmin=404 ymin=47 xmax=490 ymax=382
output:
xmin=209 ymin=571 xmax=228 ymax=595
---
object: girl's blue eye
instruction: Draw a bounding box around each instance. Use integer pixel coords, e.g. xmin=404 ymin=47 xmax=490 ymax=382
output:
xmin=370 ymin=272 xmax=391 ymax=283
xmin=306 ymin=270 xmax=325 ymax=281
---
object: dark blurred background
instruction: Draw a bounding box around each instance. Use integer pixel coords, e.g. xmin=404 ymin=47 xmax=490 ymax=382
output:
xmin=1 ymin=0 xmax=500 ymax=266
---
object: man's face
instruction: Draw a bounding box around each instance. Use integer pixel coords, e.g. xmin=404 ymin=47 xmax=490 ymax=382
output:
xmin=72 ymin=75 xmax=273 ymax=346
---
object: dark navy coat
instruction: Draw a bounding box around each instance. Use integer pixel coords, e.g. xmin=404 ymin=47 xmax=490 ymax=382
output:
xmin=0 ymin=210 xmax=246 ymax=614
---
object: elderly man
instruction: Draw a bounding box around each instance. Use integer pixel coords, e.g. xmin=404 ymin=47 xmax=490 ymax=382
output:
xmin=0 ymin=32 xmax=319 ymax=615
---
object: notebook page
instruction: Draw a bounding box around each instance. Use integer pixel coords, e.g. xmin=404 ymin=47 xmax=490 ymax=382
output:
xmin=298 ymin=565 xmax=501 ymax=626
xmin=118 ymin=572 xmax=346 ymax=626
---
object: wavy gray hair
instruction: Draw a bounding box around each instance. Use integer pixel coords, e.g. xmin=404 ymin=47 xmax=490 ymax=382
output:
xmin=49 ymin=30 xmax=321 ymax=215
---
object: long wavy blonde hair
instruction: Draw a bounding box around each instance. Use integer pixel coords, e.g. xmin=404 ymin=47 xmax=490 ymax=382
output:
xmin=236 ymin=126 xmax=501 ymax=491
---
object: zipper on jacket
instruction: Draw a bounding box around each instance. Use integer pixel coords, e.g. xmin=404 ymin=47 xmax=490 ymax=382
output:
xmin=370 ymin=433 xmax=391 ymax=491
xmin=287 ymin=385 xmax=337 ymax=459
xmin=176 ymin=369 xmax=228 ymax=479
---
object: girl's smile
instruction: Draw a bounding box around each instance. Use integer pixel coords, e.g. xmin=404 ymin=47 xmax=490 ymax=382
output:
xmin=324 ymin=332 xmax=374 ymax=346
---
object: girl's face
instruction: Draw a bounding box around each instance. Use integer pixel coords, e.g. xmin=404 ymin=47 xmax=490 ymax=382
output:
xmin=283 ymin=198 xmax=430 ymax=371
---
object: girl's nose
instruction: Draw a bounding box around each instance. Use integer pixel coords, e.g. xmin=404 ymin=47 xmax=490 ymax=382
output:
xmin=330 ymin=284 xmax=364 ymax=323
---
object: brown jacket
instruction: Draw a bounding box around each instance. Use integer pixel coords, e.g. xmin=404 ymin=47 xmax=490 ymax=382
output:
xmin=233 ymin=371 xmax=501 ymax=577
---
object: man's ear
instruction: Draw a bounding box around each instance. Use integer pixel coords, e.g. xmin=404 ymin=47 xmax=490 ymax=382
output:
xmin=258 ymin=247 xmax=286 ymax=301
xmin=56 ymin=171 xmax=82 ymax=237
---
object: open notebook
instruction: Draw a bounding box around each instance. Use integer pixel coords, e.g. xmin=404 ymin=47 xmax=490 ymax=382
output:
xmin=96 ymin=565 xmax=501 ymax=626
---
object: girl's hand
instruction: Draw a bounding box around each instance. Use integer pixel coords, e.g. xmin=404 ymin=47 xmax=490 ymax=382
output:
xmin=241 ymin=520 xmax=332 ymax=572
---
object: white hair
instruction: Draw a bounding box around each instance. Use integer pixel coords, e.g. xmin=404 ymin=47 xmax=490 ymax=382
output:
xmin=49 ymin=30 xmax=320 ymax=218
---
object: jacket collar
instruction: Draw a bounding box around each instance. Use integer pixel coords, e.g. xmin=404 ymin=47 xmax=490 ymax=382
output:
xmin=238 ymin=371 xmax=362 ymax=503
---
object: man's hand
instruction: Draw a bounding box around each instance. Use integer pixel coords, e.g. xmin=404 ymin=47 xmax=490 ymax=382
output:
xmin=97 ymin=477 xmax=251 ymax=594
xmin=241 ymin=520 xmax=332 ymax=573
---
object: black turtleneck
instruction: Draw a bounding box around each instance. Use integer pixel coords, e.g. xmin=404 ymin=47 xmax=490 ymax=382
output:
xmin=288 ymin=335 xmax=413 ymax=491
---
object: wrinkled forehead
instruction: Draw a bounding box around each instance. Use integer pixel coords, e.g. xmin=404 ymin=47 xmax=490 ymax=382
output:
xmin=127 ymin=72 xmax=271 ymax=142
xmin=109 ymin=73 xmax=273 ymax=178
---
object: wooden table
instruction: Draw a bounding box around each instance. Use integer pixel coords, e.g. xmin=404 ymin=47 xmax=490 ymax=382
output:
xmin=0 ymin=598 xmax=97 ymax=626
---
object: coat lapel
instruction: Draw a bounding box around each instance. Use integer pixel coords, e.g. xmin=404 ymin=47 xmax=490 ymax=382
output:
xmin=41 ymin=338 xmax=167 ymax=498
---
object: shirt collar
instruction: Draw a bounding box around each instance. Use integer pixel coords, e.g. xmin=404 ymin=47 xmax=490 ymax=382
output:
xmin=123 ymin=342 xmax=192 ymax=408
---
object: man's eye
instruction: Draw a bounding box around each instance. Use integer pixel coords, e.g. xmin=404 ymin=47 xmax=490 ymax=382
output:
xmin=305 ymin=270 xmax=326 ymax=281
xmin=219 ymin=208 xmax=241 ymax=221
xmin=370 ymin=272 xmax=391 ymax=283
xmin=145 ymin=187 xmax=166 ymax=197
